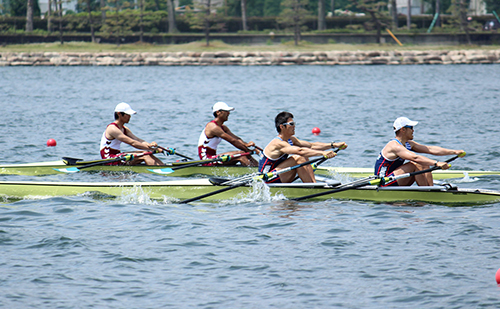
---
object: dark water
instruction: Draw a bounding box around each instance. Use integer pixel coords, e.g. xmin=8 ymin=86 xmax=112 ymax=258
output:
xmin=1 ymin=65 xmax=500 ymax=308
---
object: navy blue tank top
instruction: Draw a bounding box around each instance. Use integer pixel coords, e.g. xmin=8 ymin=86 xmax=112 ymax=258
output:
xmin=374 ymin=139 xmax=412 ymax=177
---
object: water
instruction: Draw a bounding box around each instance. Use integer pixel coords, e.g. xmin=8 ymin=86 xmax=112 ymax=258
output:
xmin=1 ymin=64 xmax=500 ymax=308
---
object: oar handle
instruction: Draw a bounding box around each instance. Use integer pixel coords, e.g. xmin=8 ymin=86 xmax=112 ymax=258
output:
xmin=157 ymin=146 xmax=194 ymax=160
xmin=314 ymin=147 xmax=343 ymax=167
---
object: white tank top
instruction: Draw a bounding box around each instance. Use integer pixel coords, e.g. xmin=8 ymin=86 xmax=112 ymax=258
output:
xmin=198 ymin=120 xmax=224 ymax=150
xmin=100 ymin=123 xmax=124 ymax=151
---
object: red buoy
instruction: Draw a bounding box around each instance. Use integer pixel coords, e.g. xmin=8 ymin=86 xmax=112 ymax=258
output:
xmin=312 ymin=127 xmax=321 ymax=135
xmin=496 ymin=268 xmax=500 ymax=284
xmin=47 ymin=138 xmax=57 ymax=147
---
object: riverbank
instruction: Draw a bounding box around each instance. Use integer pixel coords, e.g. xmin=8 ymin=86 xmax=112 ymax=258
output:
xmin=1 ymin=49 xmax=499 ymax=66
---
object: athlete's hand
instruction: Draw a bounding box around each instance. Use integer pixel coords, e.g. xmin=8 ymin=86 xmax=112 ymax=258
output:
xmin=323 ymin=150 xmax=337 ymax=159
xmin=436 ymin=161 xmax=450 ymax=170
xmin=335 ymin=142 xmax=348 ymax=150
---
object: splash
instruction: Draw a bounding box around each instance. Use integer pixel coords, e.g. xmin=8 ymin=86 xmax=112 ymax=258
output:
xmin=115 ymin=185 xmax=159 ymax=205
xmin=450 ymin=172 xmax=479 ymax=183
xmin=324 ymin=169 xmax=355 ymax=184
xmin=219 ymin=180 xmax=287 ymax=205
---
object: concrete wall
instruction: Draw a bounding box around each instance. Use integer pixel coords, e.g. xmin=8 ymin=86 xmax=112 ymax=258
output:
xmin=1 ymin=49 xmax=499 ymax=66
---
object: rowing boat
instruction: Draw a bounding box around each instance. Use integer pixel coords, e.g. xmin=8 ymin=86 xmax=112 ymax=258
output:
xmin=0 ymin=160 xmax=254 ymax=177
xmin=1 ymin=160 xmax=498 ymax=180
xmin=0 ymin=178 xmax=499 ymax=205
xmin=320 ymin=167 xmax=500 ymax=180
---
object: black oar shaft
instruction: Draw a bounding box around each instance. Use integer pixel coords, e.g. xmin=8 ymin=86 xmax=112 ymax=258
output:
xmin=179 ymin=185 xmax=241 ymax=204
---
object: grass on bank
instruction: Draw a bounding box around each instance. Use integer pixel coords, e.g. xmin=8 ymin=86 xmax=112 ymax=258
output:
xmin=1 ymin=40 xmax=498 ymax=53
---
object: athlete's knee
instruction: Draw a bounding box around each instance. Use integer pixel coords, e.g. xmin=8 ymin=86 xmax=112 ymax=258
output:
xmin=414 ymin=162 xmax=430 ymax=170
xmin=295 ymin=156 xmax=309 ymax=164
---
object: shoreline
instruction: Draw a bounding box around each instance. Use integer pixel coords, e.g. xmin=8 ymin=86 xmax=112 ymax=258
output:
xmin=1 ymin=49 xmax=500 ymax=66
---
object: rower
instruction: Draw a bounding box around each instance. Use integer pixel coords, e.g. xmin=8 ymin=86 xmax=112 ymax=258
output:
xmin=374 ymin=116 xmax=465 ymax=186
xmin=259 ymin=111 xmax=347 ymax=183
xmin=100 ymin=102 xmax=164 ymax=166
xmin=198 ymin=102 xmax=258 ymax=167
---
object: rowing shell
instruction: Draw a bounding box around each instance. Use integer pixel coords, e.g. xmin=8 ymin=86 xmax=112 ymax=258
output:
xmin=0 ymin=178 xmax=499 ymax=205
xmin=1 ymin=160 xmax=499 ymax=180
xmin=320 ymin=167 xmax=500 ymax=180
xmin=0 ymin=160 xmax=254 ymax=177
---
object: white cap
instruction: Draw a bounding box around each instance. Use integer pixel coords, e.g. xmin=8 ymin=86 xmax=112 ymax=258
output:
xmin=115 ymin=102 xmax=137 ymax=115
xmin=212 ymin=102 xmax=235 ymax=113
xmin=393 ymin=117 xmax=418 ymax=132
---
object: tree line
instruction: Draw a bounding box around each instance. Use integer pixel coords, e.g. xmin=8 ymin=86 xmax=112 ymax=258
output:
xmin=2 ymin=0 xmax=499 ymax=45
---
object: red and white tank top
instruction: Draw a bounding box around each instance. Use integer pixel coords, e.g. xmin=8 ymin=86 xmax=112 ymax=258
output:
xmin=197 ymin=120 xmax=227 ymax=159
xmin=100 ymin=123 xmax=127 ymax=158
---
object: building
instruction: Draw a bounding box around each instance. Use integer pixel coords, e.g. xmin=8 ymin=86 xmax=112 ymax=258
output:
xmin=394 ymin=0 xmax=431 ymax=15
xmin=390 ymin=0 xmax=487 ymax=16
xmin=37 ymin=0 xmax=78 ymax=15
xmin=469 ymin=0 xmax=487 ymax=15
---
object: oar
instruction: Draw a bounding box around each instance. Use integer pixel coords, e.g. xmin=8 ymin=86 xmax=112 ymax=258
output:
xmin=157 ymin=146 xmax=194 ymax=161
xmin=291 ymin=146 xmax=346 ymax=182
xmin=54 ymin=150 xmax=159 ymax=173
xmin=148 ymin=152 xmax=252 ymax=175
xmin=291 ymin=153 xmax=465 ymax=201
xmin=178 ymin=155 xmax=332 ymax=204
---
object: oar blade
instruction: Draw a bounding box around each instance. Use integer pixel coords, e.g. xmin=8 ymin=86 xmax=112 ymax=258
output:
xmin=53 ymin=167 xmax=81 ymax=173
xmin=148 ymin=168 xmax=175 ymax=175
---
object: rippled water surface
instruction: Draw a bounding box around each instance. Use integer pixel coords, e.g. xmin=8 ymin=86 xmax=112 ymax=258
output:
xmin=1 ymin=65 xmax=500 ymax=308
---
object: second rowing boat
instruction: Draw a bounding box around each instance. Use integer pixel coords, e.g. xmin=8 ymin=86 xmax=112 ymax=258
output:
xmin=0 ymin=178 xmax=499 ymax=205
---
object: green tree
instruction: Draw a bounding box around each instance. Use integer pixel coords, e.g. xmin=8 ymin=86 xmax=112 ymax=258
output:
xmin=318 ymin=0 xmax=325 ymax=29
xmin=76 ymin=0 xmax=100 ymax=12
xmin=187 ymin=0 xmax=226 ymax=46
xmin=51 ymin=0 xmax=68 ymax=44
xmin=483 ymin=0 xmax=500 ymax=13
xmin=241 ymin=0 xmax=248 ymax=30
xmin=100 ymin=0 xmax=134 ymax=45
xmin=264 ymin=0 xmax=281 ymax=16
xmin=9 ymin=0 xmax=40 ymax=16
xmin=248 ymin=0 xmax=265 ymax=16
xmin=348 ymin=0 xmax=388 ymax=44
xmin=166 ymin=0 xmax=177 ymax=33
xmin=422 ymin=0 xmax=452 ymax=27
xmin=447 ymin=0 xmax=471 ymax=44
xmin=26 ymin=0 xmax=34 ymax=31
xmin=77 ymin=0 xmax=97 ymax=42
xmin=278 ymin=0 xmax=310 ymax=45
xmin=389 ymin=0 xmax=397 ymax=30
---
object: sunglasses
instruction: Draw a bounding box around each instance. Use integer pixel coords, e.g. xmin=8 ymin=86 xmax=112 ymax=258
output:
xmin=282 ymin=122 xmax=295 ymax=127
xmin=404 ymin=125 xmax=413 ymax=130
